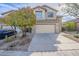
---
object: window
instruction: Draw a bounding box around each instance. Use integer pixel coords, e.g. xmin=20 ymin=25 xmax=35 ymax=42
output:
xmin=35 ymin=11 xmax=43 ymax=19
xmin=47 ymin=12 xmax=53 ymax=17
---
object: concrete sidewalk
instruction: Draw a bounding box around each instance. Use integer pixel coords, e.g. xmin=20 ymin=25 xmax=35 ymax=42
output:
xmin=0 ymin=50 xmax=79 ymax=56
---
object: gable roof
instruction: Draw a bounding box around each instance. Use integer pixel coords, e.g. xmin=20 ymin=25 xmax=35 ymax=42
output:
xmin=42 ymin=5 xmax=58 ymax=12
xmin=1 ymin=10 xmax=16 ymax=15
xmin=33 ymin=6 xmax=47 ymax=11
xmin=33 ymin=5 xmax=58 ymax=12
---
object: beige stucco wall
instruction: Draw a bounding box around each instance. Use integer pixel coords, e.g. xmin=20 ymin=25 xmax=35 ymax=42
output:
xmin=44 ymin=6 xmax=57 ymax=20
xmin=34 ymin=16 xmax=62 ymax=34
xmin=55 ymin=16 xmax=62 ymax=33
xmin=34 ymin=7 xmax=57 ymax=20
xmin=55 ymin=23 xmax=61 ymax=33
xmin=33 ymin=6 xmax=62 ymax=33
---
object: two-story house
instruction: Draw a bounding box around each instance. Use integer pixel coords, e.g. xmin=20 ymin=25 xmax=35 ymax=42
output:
xmin=33 ymin=5 xmax=62 ymax=33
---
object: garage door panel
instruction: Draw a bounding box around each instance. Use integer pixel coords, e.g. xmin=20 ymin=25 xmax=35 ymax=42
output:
xmin=36 ymin=25 xmax=55 ymax=33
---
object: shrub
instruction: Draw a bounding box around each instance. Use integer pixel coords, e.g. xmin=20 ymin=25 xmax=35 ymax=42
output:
xmin=4 ymin=35 xmax=14 ymax=42
xmin=74 ymin=34 xmax=79 ymax=38
xmin=64 ymin=21 xmax=76 ymax=31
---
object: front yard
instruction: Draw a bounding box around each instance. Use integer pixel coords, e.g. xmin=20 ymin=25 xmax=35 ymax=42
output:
xmin=0 ymin=7 xmax=36 ymax=51
xmin=0 ymin=32 xmax=32 ymax=51
xmin=63 ymin=31 xmax=79 ymax=42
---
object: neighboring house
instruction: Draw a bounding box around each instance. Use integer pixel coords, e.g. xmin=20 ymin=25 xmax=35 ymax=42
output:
xmin=1 ymin=10 xmax=15 ymax=15
xmin=33 ymin=5 xmax=62 ymax=33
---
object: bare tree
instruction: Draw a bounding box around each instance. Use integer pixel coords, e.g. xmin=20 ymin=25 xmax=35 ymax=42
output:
xmin=62 ymin=3 xmax=79 ymax=17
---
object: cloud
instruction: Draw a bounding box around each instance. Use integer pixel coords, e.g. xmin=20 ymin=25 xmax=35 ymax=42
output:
xmin=0 ymin=3 xmax=28 ymax=14
xmin=0 ymin=3 xmax=75 ymax=22
xmin=5 ymin=3 xmax=27 ymax=8
xmin=63 ymin=16 xmax=75 ymax=22
xmin=0 ymin=3 xmax=17 ymax=14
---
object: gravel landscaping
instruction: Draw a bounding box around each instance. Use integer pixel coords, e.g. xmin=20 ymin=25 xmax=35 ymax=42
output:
xmin=0 ymin=33 xmax=32 ymax=51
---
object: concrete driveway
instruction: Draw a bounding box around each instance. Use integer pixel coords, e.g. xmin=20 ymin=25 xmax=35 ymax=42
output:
xmin=28 ymin=33 xmax=79 ymax=52
xmin=28 ymin=33 xmax=59 ymax=51
xmin=0 ymin=33 xmax=79 ymax=56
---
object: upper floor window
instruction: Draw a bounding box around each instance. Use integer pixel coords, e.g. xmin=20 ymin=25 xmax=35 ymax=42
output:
xmin=35 ymin=11 xmax=43 ymax=19
xmin=47 ymin=12 xmax=53 ymax=17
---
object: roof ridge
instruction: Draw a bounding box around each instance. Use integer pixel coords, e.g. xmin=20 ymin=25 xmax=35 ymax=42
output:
xmin=33 ymin=5 xmax=58 ymax=12
xmin=42 ymin=5 xmax=58 ymax=12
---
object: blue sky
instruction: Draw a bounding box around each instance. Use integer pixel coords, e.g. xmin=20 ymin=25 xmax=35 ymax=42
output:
xmin=0 ymin=3 xmax=59 ymax=14
xmin=0 ymin=3 xmax=76 ymax=22
xmin=0 ymin=3 xmax=27 ymax=14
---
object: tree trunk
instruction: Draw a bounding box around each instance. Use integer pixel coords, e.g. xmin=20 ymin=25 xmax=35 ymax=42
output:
xmin=11 ymin=26 xmax=13 ymax=30
xmin=21 ymin=27 xmax=27 ymax=38
xmin=22 ymin=30 xmax=26 ymax=37
xmin=13 ymin=26 xmax=17 ymax=38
